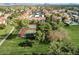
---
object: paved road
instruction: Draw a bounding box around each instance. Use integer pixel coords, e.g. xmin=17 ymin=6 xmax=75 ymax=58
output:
xmin=0 ymin=27 xmax=15 ymax=46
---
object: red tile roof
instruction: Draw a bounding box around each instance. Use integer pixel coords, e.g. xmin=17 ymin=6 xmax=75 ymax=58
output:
xmin=0 ymin=16 xmax=5 ymax=24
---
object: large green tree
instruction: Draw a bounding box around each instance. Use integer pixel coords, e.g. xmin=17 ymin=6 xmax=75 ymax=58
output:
xmin=8 ymin=18 xmax=29 ymax=31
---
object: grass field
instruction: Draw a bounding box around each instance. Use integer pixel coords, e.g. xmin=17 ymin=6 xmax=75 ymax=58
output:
xmin=0 ymin=25 xmax=12 ymax=41
xmin=64 ymin=25 xmax=79 ymax=47
xmin=0 ymin=30 xmax=49 ymax=55
xmin=0 ymin=38 xmax=49 ymax=54
xmin=0 ymin=25 xmax=79 ymax=54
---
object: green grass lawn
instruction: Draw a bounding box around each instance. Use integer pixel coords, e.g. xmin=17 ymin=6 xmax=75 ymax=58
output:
xmin=0 ymin=25 xmax=79 ymax=55
xmin=0 ymin=30 xmax=49 ymax=55
xmin=0 ymin=25 xmax=12 ymax=41
xmin=64 ymin=25 xmax=79 ymax=47
xmin=0 ymin=37 xmax=49 ymax=55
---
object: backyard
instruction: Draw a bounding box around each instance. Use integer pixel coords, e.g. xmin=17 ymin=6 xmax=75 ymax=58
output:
xmin=0 ymin=25 xmax=78 ymax=54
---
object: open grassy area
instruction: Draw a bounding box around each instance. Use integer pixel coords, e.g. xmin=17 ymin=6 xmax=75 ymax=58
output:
xmin=0 ymin=25 xmax=12 ymax=41
xmin=0 ymin=38 xmax=49 ymax=54
xmin=64 ymin=25 xmax=79 ymax=47
xmin=0 ymin=30 xmax=49 ymax=55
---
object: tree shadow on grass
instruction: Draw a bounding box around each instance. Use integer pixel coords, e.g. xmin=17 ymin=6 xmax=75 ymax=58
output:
xmin=0 ymin=32 xmax=18 ymax=40
xmin=7 ymin=34 xmax=18 ymax=40
xmin=18 ymin=40 xmax=33 ymax=47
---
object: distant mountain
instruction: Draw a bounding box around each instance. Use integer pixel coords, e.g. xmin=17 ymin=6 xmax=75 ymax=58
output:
xmin=0 ymin=3 xmax=79 ymax=6
xmin=0 ymin=3 xmax=43 ymax=6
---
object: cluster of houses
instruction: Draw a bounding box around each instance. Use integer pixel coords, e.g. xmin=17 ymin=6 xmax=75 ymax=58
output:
xmin=18 ymin=9 xmax=45 ymax=38
xmin=0 ymin=11 xmax=12 ymax=25
xmin=62 ymin=10 xmax=79 ymax=25
xmin=17 ymin=9 xmax=46 ymax=21
xmin=0 ymin=7 xmax=79 ymax=38
xmin=18 ymin=8 xmax=79 ymax=38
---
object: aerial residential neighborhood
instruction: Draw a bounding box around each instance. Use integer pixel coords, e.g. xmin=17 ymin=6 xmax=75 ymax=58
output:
xmin=0 ymin=3 xmax=79 ymax=55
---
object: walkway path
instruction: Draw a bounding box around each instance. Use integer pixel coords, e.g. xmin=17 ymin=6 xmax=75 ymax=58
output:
xmin=0 ymin=27 xmax=15 ymax=46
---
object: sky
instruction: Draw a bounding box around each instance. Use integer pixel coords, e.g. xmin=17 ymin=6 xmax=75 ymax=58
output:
xmin=0 ymin=0 xmax=79 ymax=4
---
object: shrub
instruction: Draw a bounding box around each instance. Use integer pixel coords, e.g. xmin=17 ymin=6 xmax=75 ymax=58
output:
xmin=0 ymin=24 xmax=6 ymax=29
xmin=47 ymin=27 xmax=69 ymax=41
xmin=35 ymin=30 xmax=46 ymax=43
xmin=48 ymin=40 xmax=78 ymax=55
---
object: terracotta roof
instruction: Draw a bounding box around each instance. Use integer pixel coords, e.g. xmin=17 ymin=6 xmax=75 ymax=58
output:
xmin=0 ymin=16 xmax=5 ymax=24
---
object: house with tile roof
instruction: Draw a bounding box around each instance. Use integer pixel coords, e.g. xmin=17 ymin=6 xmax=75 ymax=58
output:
xmin=17 ymin=10 xmax=46 ymax=21
xmin=0 ymin=16 xmax=7 ymax=25
xmin=18 ymin=24 xmax=36 ymax=38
